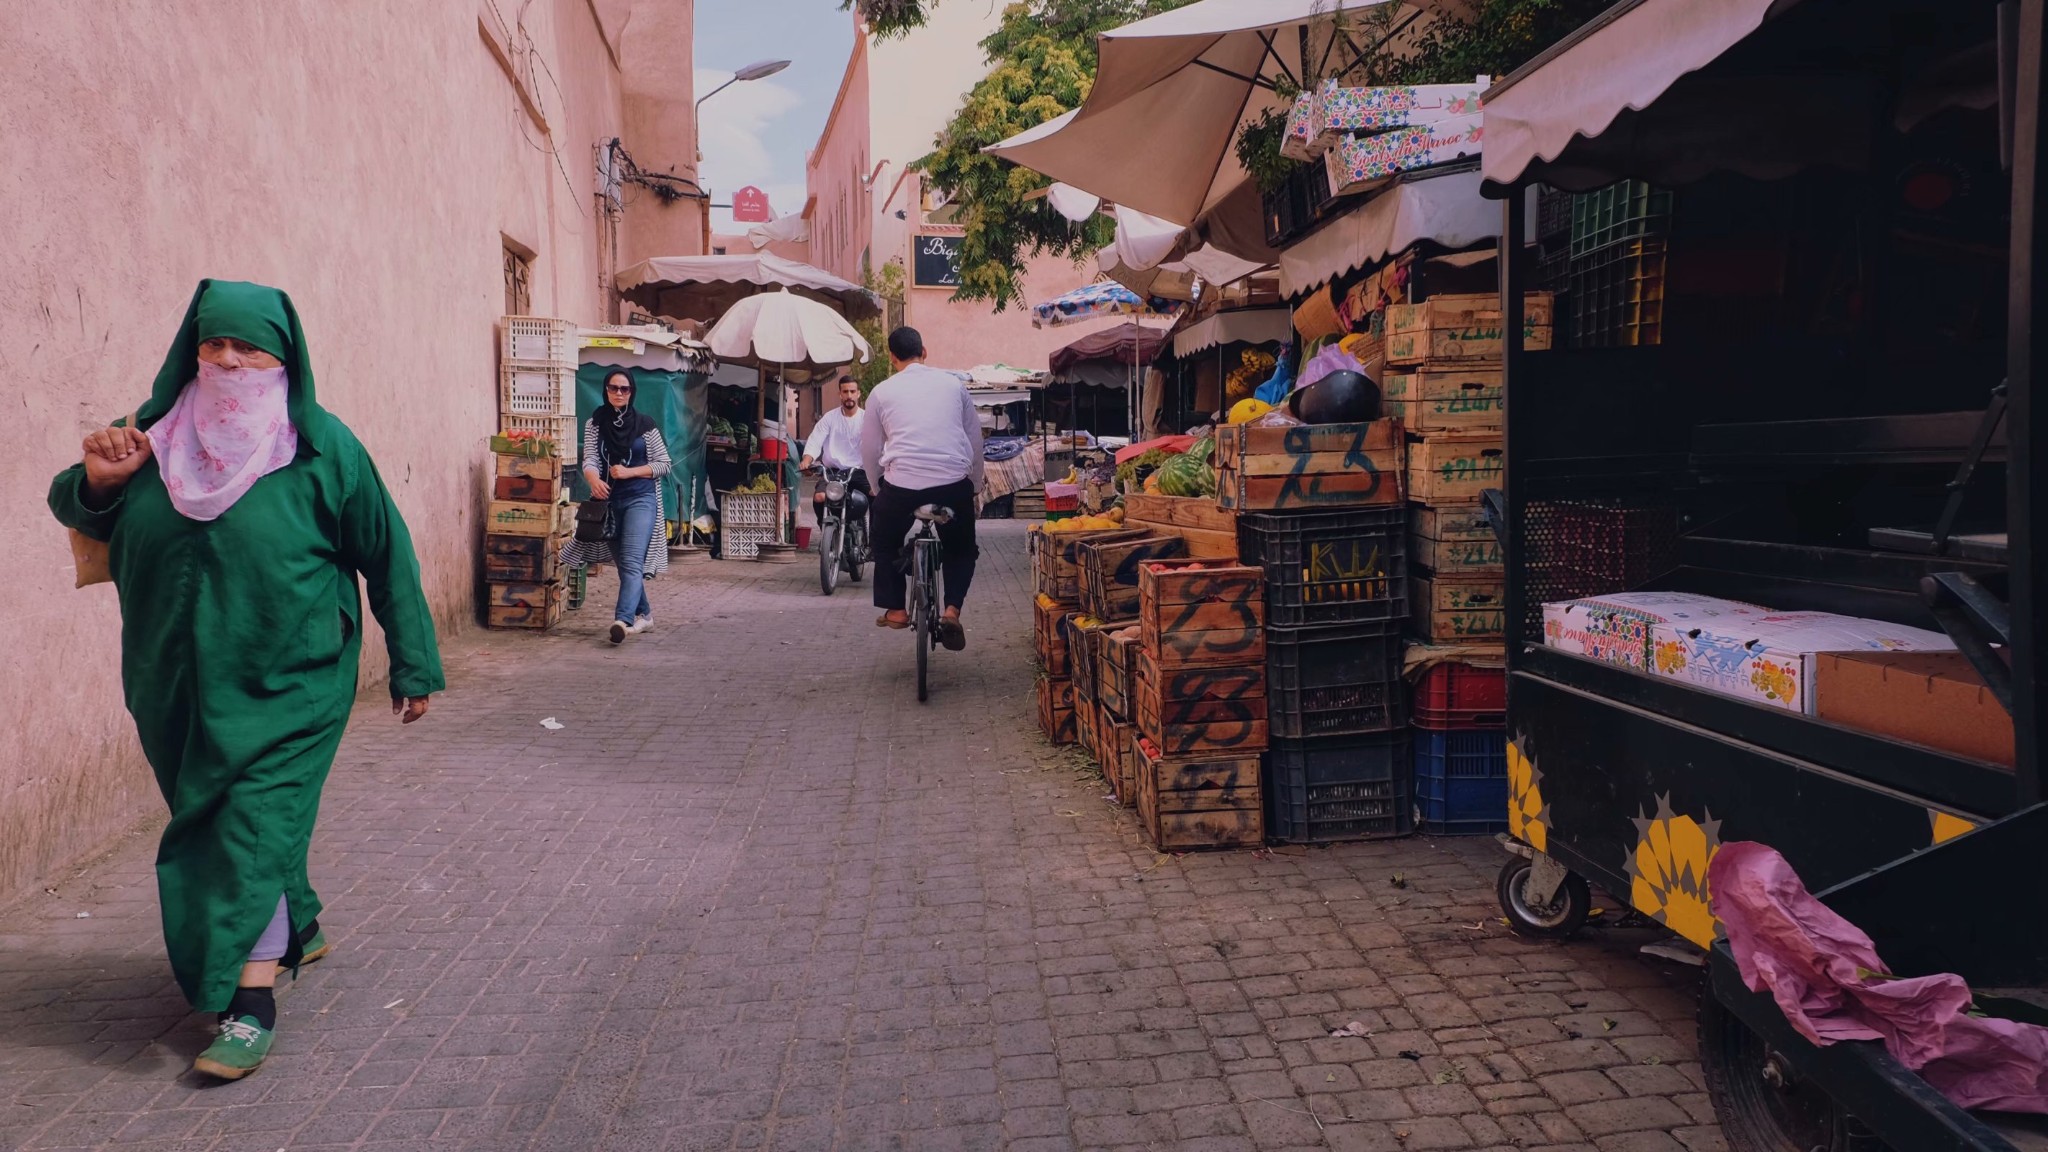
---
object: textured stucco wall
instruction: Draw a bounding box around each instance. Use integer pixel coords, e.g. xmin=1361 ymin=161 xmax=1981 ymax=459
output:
xmin=0 ymin=0 xmax=695 ymax=900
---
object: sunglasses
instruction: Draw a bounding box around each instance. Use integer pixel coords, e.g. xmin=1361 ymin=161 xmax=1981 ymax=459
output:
xmin=605 ymin=384 xmax=632 ymax=394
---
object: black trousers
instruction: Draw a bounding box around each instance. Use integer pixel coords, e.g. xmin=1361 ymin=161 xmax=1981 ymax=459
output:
xmin=870 ymin=477 xmax=979 ymax=612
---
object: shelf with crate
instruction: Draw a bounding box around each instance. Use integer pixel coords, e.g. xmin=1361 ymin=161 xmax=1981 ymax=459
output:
xmin=483 ymin=451 xmax=570 ymax=631
xmin=501 ymin=316 xmax=579 ymax=367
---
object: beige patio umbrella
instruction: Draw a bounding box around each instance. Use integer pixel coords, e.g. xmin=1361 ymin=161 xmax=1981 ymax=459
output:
xmin=618 ymin=252 xmax=883 ymax=324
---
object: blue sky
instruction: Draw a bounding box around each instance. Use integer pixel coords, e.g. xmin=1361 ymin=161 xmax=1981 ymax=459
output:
xmin=694 ymin=2 xmax=856 ymax=234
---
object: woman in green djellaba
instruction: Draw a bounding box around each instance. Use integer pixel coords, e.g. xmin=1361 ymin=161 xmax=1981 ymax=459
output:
xmin=48 ymin=279 xmax=443 ymax=1081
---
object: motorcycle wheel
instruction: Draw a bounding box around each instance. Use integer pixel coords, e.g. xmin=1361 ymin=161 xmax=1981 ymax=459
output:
xmin=846 ymin=524 xmax=866 ymax=583
xmin=818 ymin=518 xmax=841 ymax=596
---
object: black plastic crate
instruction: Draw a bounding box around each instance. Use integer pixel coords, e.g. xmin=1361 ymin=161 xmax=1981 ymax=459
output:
xmin=1569 ymin=179 xmax=1673 ymax=258
xmin=1536 ymin=185 xmax=1573 ymax=242
xmin=1237 ymin=508 xmax=1407 ymax=628
xmin=1265 ymin=732 xmax=1413 ymax=843
xmin=1265 ymin=620 xmax=1406 ymax=738
xmin=1567 ymin=237 xmax=1666 ymax=349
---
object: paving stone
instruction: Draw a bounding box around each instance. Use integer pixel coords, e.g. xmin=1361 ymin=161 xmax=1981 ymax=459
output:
xmin=0 ymin=523 xmax=1719 ymax=1151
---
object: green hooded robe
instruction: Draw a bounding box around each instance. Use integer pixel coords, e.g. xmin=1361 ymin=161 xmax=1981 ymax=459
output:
xmin=47 ymin=280 xmax=445 ymax=1011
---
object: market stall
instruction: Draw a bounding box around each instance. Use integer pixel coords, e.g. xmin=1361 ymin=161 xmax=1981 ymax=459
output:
xmin=570 ymin=327 xmax=714 ymax=545
xmin=1481 ymin=0 xmax=2045 ymax=1146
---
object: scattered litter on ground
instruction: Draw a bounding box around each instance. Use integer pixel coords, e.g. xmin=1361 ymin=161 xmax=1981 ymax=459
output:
xmin=383 ymin=998 xmax=404 ymax=1009
xmin=539 ymin=717 xmax=564 ymax=730
xmin=1641 ymin=940 xmax=1705 ymax=966
xmin=1329 ymin=1021 xmax=1372 ymax=1038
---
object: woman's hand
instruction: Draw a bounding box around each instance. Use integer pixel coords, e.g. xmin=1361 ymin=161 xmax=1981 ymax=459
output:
xmin=393 ymin=695 xmax=430 ymax=724
xmin=82 ymin=427 xmax=153 ymax=500
xmin=609 ymin=463 xmax=641 ymax=480
xmin=585 ymin=470 xmax=611 ymax=500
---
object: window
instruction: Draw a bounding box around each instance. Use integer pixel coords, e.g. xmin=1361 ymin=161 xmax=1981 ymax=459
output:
xmin=503 ymin=245 xmax=532 ymax=316
xmin=712 ymin=245 xmax=727 ymax=255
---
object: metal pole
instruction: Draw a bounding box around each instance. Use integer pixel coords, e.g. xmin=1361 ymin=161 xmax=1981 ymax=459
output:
xmin=1500 ymin=188 xmax=1527 ymax=657
xmin=2007 ymin=0 xmax=2045 ymax=806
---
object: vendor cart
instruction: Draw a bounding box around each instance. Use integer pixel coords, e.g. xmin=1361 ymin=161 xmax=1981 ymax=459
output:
xmin=1482 ymin=0 xmax=2047 ymax=1148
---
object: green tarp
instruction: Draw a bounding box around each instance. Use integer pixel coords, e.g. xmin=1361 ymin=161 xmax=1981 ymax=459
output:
xmin=571 ymin=365 xmax=709 ymax=539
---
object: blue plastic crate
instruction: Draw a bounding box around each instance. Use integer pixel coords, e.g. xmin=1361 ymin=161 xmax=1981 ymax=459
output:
xmin=1413 ymin=728 xmax=1508 ymax=835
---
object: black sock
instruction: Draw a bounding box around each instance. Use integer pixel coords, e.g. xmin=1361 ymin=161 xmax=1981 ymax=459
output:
xmin=222 ymin=986 xmax=276 ymax=1030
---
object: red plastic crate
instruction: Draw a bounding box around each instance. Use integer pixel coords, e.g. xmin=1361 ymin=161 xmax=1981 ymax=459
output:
xmin=1411 ymin=663 xmax=1505 ymax=729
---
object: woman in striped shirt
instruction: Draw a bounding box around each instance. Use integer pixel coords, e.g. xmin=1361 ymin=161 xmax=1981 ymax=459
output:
xmin=562 ymin=371 xmax=672 ymax=644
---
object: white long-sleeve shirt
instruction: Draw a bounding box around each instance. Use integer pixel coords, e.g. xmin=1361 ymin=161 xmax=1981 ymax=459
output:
xmin=860 ymin=364 xmax=986 ymax=492
xmin=803 ymin=406 xmax=866 ymax=470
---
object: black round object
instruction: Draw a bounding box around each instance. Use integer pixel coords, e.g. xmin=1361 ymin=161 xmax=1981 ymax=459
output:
xmin=1699 ymin=987 xmax=1882 ymax=1151
xmin=1287 ymin=369 xmax=1382 ymax=424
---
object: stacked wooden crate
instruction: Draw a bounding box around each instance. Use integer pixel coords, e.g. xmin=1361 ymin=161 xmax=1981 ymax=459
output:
xmin=1121 ymin=494 xmax=1239 ymax=560
xmin=1388 ymin=292 xmax=1551 ymax=645
xmin=485 ymin=439 xmax=572 ymax=629
xmin=1075 ymin=531 xmax=1183 ymax=801
xmin=1130 ymin=559 xmax=1268 ymax=850
xmin=1031 ymin=528 xmax=1139 ymax=745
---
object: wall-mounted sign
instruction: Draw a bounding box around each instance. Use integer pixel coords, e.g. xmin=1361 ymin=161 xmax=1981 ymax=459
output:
xmin=912 ymin=233 xmax=963 ymax=288
xmin=732 ymin=185 xmax=772 ymax=223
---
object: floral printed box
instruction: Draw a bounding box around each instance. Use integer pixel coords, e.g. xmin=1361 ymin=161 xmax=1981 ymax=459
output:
xmin=1323 ymin=113 xmax=1484 ymax=194
xmin=1647 ymin=612 xmax=1956 ymax=714
xmin=1310 ymin=78 xmax=1488 ymax=153
xmin=1280 ymin=91 xmax=1322 ymax=161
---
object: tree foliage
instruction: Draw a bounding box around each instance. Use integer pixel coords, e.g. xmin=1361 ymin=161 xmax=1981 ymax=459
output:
xmin=912 ymin=0 xmax=1191 ymax=312
xmin=853 ymin=260 xmax=906 ymax=396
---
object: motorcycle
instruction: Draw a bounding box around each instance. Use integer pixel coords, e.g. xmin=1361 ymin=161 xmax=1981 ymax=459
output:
xmin=813 ymin=465 xmax=870 ymax=595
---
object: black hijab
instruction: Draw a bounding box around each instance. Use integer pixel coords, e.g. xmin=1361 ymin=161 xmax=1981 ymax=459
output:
xmin=597 ymin=371 xmax=658 ymax=463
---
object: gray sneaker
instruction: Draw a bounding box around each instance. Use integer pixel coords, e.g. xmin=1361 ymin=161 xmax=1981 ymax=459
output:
xmin=629 ymin=614 xmax=653 ymax=635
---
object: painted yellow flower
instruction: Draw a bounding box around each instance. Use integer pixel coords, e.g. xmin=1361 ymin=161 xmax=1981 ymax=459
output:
xmin=1624 ymin=796 xmax=1723 ymax=948
xmin=1506 ymin=739 xmax=1549 ymax=852
xmin=1652 ymin=639 xmax=1687 ymax=675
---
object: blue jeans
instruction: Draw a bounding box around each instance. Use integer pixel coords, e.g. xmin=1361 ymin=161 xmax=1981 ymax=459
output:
xmin=611 ymin=485 xmax=658 ymax=626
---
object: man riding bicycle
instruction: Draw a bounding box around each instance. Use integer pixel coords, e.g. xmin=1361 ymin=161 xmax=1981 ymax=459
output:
xmin=801 ymin=372 xmax=869 ymax=520
xmin=860 ymin=327 xmax=983 ymax=651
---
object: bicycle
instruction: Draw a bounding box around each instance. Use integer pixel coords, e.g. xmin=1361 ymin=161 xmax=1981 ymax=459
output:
xmin=903 ymin=503 xmax=951 ymax=703
xmin=812 ymin=465 xmax=869 ymax=596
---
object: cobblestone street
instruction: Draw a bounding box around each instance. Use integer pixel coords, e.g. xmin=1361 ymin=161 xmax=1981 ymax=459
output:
xmin=0 ymin=521 xmax=1724 ymax=1152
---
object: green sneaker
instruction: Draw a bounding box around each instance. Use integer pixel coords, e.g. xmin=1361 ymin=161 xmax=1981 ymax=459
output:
xmin=299 ymin=929 xmax=332 ymax=966
xmin=192 ymin=1015 xmax=273 ymax=1080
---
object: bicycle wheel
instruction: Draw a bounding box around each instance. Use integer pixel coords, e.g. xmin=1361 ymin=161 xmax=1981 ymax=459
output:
xmin=914 ymin=542 xmax=931 ymax=702
xmin=818 ymin=518 xmax=840 ymax=596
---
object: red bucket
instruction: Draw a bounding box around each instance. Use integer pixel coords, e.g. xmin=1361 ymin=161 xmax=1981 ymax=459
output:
xmin=756 ymin=439 xmax=789 ymax=462
xmin=796 ymin=526 xmax=813 ymax=550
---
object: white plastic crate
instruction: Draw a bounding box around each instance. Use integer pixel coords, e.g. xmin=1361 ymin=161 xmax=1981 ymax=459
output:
xmin=501 ymin=414 xmax=577 ymax=461
xmin=722 ymin=524 xmax=775 ymax=560
xmin=502 ymin=316 xmax=577 ymax=366
xmin=501 ymin=362 xmax=573 ymax=417
xmin=719 ymin=490 xmax=786 ymax=531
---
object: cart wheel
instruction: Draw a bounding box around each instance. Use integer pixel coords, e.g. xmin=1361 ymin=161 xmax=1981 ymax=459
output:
xmin=1700 ymin=989 xmax=1888 ymax=1151
xmin=1496 ymin=857 xmax=1591 ymax=939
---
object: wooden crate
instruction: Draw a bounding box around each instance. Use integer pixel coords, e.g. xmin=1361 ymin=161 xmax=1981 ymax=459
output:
xmin=1134 ymin=739 xmax=1264 ymax=851
xmin=1411 ymin=501 xmax=1501 ymax=575
xmin=1107 ymin=719 xmax=1137 ymax=808
xmin=1037 ymin=677 xmax=1078 ymax=745
xmin=487 ymin=499 xmax=562 ymax=537
xmin=494 ymin=472 xmax=563 ymax=503
xmin=1079 ymin=533 xmax=1188 ymax=622
xmin=1033 ymin=597 xmax=1072 ymax=676
xmin=1061 ymin=615 xmax=1112 ymax=703
xmin=1407 ymin=433 xmax=1504 ymax=505
xmin=496 ymin=453 xmax=563 ymax=480
xmin=1216 ymin=420 xmax=1405 ymax=511
xmin=485 ymin=580 xmax=563 ymax=630
xmin=1121 ymin=495 xmax=1239 ymax=560
xmin=1137 ymin=560 xmax=1266 ymax=667
xmin=1133 ymin=649 xmax=1268 ymax=757
xmin=1035 ymin=528 xmax=1149 ymax=602
xmin=1099 ymin=631 xmax=1140 ymax=719
xmin=1413 ymin=573 xmax=1507 ymax=642
xmin=485 ymin=533 xmax=564 ymax=584
xmin=1381 ymin=368 xmax=1504 ymax=432
xmin=1384 ymin=292 xmax=1555 ymax=365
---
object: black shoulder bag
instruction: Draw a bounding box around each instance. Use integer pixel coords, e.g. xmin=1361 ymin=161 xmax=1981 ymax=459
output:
xmin=574 ymin=437 xmax=614 ymax=543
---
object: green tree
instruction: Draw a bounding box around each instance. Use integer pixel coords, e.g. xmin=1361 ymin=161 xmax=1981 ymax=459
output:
xmin=910 ymin=0 xmax=1192 ymax=311
xmin=854 ymin=260 xmax=907 ymax=395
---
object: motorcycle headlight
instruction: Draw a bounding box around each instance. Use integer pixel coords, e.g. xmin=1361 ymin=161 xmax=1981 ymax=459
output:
xmin=825 ymin=480 xmax=847 ymax=502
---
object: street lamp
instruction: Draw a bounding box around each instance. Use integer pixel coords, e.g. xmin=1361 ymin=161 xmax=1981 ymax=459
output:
xmin=696 ymin=58 xmax=792 ymax=123
xmin=694 ymin=58 xmax=790 ymax=250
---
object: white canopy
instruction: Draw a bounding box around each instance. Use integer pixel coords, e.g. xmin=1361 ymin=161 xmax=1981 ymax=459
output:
xmin=617 ymin=253 xmax=882 ymax=322
xmin=703 ymin=288 xmax=871 ymax=372
xmin=987 ymin=0 xmax=1397 ymax=227
xmin=1172 ymin=308 xmax=1292 ymax=358
xmin=1045 ymin=183 xmax=1104 ymax=223
xmin=1277 ymin=168 xmax=1507 ymax=296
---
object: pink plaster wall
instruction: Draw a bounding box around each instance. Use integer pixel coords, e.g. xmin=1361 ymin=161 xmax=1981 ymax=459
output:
xmin=0 ymin=0 xmax=698 ymax=900
xmin=805 ymin=36 xmax=873 ymax=282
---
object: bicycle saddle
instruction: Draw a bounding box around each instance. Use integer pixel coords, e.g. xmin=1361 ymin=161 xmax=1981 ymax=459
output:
xmin=915 ymin=504 xmax=955 ymax=523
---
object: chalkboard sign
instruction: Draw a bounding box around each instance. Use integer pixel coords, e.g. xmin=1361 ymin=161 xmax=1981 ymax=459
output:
xmin=912 ymin=233 xmax=963 ymax=288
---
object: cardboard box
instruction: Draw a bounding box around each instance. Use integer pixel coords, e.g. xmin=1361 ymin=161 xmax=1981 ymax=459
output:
xmin=1280 ymin=90 xmax=1322 ymax=161
xmin=1313 ymin=78 xmax=1487 ymax=142
xmin=1648 ymin=612 xmax=1957 ymax=714
xmin=1323 ymin=113 xmax=1484 ymax=193
xmin=1814 ymin=651 xmax=2014 ymax=765
xmin=1542 ymin=592 xmax=1769 ymax=671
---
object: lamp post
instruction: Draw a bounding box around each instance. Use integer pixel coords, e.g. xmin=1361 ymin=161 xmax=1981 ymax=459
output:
xmin=694 ymin=59 xmax=791 ymax=253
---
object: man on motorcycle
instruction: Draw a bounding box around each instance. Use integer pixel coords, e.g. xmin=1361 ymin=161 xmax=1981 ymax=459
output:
xmin=801 ymin=373 xmax=869 ymax=521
